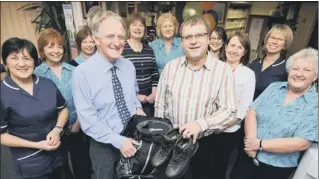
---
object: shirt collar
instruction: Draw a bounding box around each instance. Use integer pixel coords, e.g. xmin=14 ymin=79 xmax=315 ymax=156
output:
xmin=41 ymin=61 xmax=72 ymax=72
xmin=61 ymin=62 xmax=73 ymax=71
xmin=280 ymin=82 xmax=318 ymax=103
xmin=233 ymin=63 xmax=244 ymax=72
xmin=259 ymin=56 xmax=285 ymax=67
xmin=3 ymin=74 xmax=39 ymax=91
xmin=181 ymin=54 xmax=212 ymax=71
xmin=74 ymin=53 xmax=86 ymax=64
xmin=95 ymin=50 xmax=123 ymax=73
xmin=159 ymin=37 xmax=180 ymax=48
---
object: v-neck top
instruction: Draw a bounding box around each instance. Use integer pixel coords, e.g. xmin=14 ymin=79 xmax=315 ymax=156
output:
xmin=1 ymin=75 xmax=67 ymax=178
xmin=249 ymin=56 xmax=288 ymax=100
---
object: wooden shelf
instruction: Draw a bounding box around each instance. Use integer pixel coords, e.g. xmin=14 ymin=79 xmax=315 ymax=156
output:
xmin=227 ymin=16 xmax=247 ymax=20
xmin=225 ymin=26 xmax=246 ymax=30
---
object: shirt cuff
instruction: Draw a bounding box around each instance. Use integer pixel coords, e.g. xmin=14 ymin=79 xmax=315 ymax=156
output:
xmin=136 ymin=101 xmax=142 ymax=108
xmin=196 ymin=119 xmax=208 ymax=132
xmin=110 ymin=133 xmax=126 ymax=149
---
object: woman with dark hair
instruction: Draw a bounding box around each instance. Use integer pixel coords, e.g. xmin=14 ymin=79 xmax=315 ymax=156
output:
xmin=69 ymin=26 xmax=96 ymax=67
xmin=209 ymin=32 xmax=256 ymax=179
xmin=1 ymin=37 xmax=69 ymax=179
xmin=250 ymin=24 xmax=293 ymax=100
xmin=34 ymin=28 xmax=91 ymax=179
xmin=122 ymin=13 xmax=159 ymax=117
xmin=209 ymin=26 xmax=227 ymax=60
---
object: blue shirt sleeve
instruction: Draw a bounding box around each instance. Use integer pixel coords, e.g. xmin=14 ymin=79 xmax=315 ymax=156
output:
xmin=72 ymin=68 xmax=126 ymax=149
xmin=293 ymin=107 xmax=318 ymax=142
xmin=250 ymin=82 xmax=277 ymax=111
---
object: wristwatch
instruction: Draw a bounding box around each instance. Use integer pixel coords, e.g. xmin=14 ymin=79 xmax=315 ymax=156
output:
xmin=55 ymin=126 xmax=63 ymax=133
xmin=259 ymin=140 xmax=263 ymax=151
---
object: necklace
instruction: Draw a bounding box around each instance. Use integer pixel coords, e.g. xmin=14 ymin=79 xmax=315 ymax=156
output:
xmin=128 ymin=39 xmax=143 ymax=53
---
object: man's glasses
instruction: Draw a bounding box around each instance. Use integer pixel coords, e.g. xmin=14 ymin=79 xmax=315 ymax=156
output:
xmin=182 ymin=33 xmax=208 ymax=41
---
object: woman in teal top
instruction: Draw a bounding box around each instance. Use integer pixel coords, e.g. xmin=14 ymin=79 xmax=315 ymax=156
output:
xmin=151 ymin=12 xmax=184 ymax=74
xmin=69 ymin=26 xmax=96 ymax=67
xmin=34 ymin=28 xmax=91 ymax=179
xmin=231 ymin=48 xmax=318 ymax=179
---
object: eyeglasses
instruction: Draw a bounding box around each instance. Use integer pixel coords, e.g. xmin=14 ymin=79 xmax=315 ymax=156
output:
xmin=182 ymin=33 xmax=208 ymax=41
xmin=210 ymin=37 xmax=223 ymax=42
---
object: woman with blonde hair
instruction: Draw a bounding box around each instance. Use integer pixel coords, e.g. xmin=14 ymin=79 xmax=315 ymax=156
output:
xmin=151 ymin=12 xmax=184 ymax=74
xmin=250 ymin=24 xmax=293 ymax=100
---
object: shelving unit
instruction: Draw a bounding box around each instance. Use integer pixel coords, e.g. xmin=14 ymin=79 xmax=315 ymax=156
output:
xmin=225 ymin=2 xmax=252 ymax=37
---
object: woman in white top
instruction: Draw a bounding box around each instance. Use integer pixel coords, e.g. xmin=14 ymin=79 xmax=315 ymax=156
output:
xmin=208 ymin=31 xmax=256 ymax=179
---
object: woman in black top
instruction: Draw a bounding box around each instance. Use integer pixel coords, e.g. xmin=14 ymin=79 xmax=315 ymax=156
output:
xmin=69 ymin=26 xmax=96 ymax=67
xmin=122 ymin=14 xmax=159 ymax=117
xmin=0 ymin=38 xmax=69 ymax=179
xmin=250 ymin=24 xmax=293 ymax=100
xmin=208 ymin=26 xmax=227 ymax=60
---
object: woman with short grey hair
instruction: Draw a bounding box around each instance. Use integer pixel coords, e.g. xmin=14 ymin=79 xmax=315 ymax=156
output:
xmin=231 ymin=47 xmax=318 ymax=179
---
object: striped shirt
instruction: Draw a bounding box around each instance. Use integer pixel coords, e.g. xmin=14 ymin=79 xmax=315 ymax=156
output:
xmin=154 ymin=54 xmax=238 ymax=136
xmin=122 ymin=42 xmax=159 ymax=95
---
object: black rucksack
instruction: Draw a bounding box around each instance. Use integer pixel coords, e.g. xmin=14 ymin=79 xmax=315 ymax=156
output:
xmin=116 ymin=115 xmax=173 ymax=179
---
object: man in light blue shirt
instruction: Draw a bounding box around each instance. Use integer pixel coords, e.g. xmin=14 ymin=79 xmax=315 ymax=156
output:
xmin=72 ymin=7 xmax=145 ymax=179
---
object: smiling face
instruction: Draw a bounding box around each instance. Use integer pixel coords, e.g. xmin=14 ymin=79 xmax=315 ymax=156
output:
xmin=160 ymin=20 xmax=175 ymax=39
xmin=288 ymin=57 xmax=317 ymax=93
xmin=81 ymin=35 xmax=95 ymax=56
xmin=93 ymin=17 xmax=126 ymax=62
xmin=5 ymin=48 xmax=35 ymax=80
xmin=266 ymin=31 xmax=286 ymax=54
xmin=129 ymin=20 xmax=145 ymax=40
xmin=43 ymin=41 xmax=64 ymax=63
xmin=209 ymin=31 xmax=224 ymax=53
xmin=225 ymin=36 xmax=246 ymax=64
xmin=182 ymin=23 xmax=209 ymax=61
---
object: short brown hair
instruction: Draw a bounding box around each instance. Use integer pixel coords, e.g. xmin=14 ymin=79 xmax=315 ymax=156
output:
xmin=37 ymin=28 xmax=64 ymax=59
xmin=179 ymin=15 xmax=211 ymax=38
xmin=224 ymin=32 xmax=251 ymax=66
xmin=127 ymin=14 xmax=147 ymax=39
xmin=156 ymin=12 xmax=179 ymax=38
xmin=75 ymin=25 xmax=93 ymax=52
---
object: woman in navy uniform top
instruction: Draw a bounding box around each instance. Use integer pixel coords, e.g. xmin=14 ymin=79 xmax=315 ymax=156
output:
xmin=0 ymin=38 xmax=69 ymax=179
xmin=249 ymin=24 xmax=293 ymax=100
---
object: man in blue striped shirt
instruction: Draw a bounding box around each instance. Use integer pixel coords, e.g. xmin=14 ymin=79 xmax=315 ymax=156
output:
xmin=72 ymin=7 xmax=145 ymax=179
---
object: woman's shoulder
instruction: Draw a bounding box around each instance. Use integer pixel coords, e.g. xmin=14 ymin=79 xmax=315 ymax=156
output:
xmin=68 ymin=60 xmax=79 ymax=67
xmin=150 ymin=38 xmax=162 ymax=48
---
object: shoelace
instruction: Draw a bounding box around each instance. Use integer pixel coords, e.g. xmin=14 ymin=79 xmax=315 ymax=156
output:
xmin=169 ymin=150 xmax=187 ymax=169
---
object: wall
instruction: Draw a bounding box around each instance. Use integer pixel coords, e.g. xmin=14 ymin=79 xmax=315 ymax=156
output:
xmin=0 ymin=2 xmax=38 ymax=47
xmin=287 ymin=2 xmax=318 ymax=57
xmin=250 ymin=2 xmax=279 ymax=16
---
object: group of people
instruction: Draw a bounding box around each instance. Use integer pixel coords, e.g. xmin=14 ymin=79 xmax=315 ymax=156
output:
xmin=0 ymin=5 xmax=317 ymax=179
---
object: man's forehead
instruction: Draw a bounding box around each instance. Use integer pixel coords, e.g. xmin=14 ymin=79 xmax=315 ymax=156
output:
xmin=98 ymin=17 xmax=125 ymax=35
xmin=182 ymin=24 xmax=207 ymax=33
